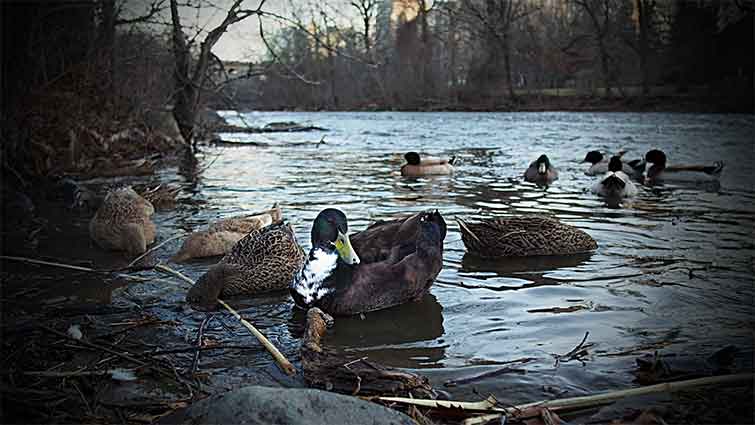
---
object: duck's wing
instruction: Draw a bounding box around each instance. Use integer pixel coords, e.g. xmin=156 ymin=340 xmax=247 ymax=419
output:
xmin=665 ymin=162 xmax=724 ymax=175
xmin=523 ymin=165 xmax=538 ymax=180
xmin=350 ymin=213 xmax=419 ymax=263
xmin=222 ymin=222 xmax=303 ymax=269
xmin=585 ymin=162 xmax=608 ymax=176
xmin=597 ymin=172 xmax=630 ymax=198
xmin=329 ymin=211 xmax=445 ymax=315
xmin=210 ymin=205 xmax=282 ymax=233
xmin=420 ymin=157 xmax=453 ymax=166
xmin=459 ymin=217 xmax=595 ymax=257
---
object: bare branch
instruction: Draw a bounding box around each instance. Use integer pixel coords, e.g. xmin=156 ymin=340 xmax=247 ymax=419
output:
xmin=115 ymin=0 xmax=168 ymax=25
xmin=257 ymin=14 xmax=320 ymax=85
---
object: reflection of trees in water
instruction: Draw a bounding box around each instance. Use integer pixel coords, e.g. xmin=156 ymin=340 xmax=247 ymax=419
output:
xmin=288 ymin=293 xmax=446 ymax=368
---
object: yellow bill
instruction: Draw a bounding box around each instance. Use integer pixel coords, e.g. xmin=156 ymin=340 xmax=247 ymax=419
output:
xmin=335 ymin=231 xmax=360 ymax=265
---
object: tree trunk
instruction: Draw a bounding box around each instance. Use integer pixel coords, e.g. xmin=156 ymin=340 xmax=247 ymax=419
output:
xmin=98 ymin=0 xmax=116 ymax=108
xmin=502 ymin=32 xmax=516 ymax=99
xmin=636 ymin=0 xmax=650 ymax=96
xmin=170 ymin=0 xmax=196 ymax=152
xmin=597 ymin=38 xmax=612 ymax=97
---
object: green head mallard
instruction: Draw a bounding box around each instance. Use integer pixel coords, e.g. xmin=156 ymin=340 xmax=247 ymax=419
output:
xmin=290 ymin=209 xmax=446 ymax=316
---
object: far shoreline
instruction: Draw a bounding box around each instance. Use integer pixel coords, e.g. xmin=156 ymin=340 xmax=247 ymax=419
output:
xmin=218 ymin=94 xmax=754 ymax=115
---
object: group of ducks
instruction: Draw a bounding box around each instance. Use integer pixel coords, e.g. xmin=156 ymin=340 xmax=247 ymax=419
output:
xmin=87 ymin=147 xmax=723 ymax=316
xmin=523 ymin=149 xmax=724 ymax=201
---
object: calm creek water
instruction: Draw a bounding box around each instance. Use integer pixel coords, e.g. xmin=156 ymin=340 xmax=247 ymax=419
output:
xmin=20 ymin=112 xmax=755 ymax=404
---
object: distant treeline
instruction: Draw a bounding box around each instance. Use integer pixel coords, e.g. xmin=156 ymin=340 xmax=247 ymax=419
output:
xmin=218 ymin=0 xmax=753 ymax=112
xmin=1 ymin=1 xmax=752 ymax=178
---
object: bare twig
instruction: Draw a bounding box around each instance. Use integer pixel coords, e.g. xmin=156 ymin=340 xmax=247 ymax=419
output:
xmin=0 ymin=255 xmax=96 ymax=272
xmin=154 ymin=263 xmax=296 ymax=376
xmin=190 ymin=315 xmax=214 ymax=375
xmin=444 ymin=366 xmax=527 ymax=388
xmin=379 ymin=373 xmax=754 ymax=419
xmin=154 ymin=263 xmax=194 ymax=287
xmin=126 ymin=234 xmax=184 ymax=269
xmin=257 ymin=15 xmax=320 ymax=85
xmin=146 ymin=344 xmax=256 ymax=356
xmin=554 ymin=331 xmax=593 ymax=367
xmin=39 ymin=326 xmax=147 ymax=367
xmin=218 ymin=299 xmax=296 ymax=376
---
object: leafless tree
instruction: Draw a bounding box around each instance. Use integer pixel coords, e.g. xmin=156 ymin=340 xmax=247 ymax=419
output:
xmin=453 ymin=0 xmax=539 ymax=99
xmin=169 ymin=0 xmax=266 ymax=152
xmin=351 ymin=0 xmax=379 ymax=54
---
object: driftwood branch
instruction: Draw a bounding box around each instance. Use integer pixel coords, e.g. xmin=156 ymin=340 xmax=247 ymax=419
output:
xmin=378 ymin=373 xmax=754 ymax=420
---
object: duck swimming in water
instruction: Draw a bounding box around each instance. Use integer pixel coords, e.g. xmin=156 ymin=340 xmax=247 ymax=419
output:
xmin=524 ymin=154 xmax=558 ymax=185
xmin=591 ymin=156 xmax=639 ymax=199
xmin=400 ymin=152 xmax=455 ymax=176
xmin=457 ymin=216 xmax=596 ymax=257
xmin=644 ymin=149 xmax=724 ymax=184
xmin=186 ymin=221 xmax=306 ymax=307
xmin=172 ymin=204 xmax=283 ymax=262
xmin=583 ymin=150 xmax=639 ymax=176
xmin=89 ymin=187 xmax=156 ymax=254
xmin=290 ymin=209 xmax=446 ymax=316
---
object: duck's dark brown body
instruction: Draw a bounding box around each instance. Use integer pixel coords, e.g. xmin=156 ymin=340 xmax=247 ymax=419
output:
xmin=315 ymin=211 xmax=446 ymax=316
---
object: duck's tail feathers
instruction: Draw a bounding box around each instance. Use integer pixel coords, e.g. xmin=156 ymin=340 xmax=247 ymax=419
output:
xmin=448 ymin=156 xmax=457 ymax=166
xmin=627 ymin=159 xmax=646 ymax=172
xmin=602 ymin=173 xmax=626 ymax=191
xmin=455 ymin=218 xmax=481 ymax=244
xmin=705 ymin=161 xmax=725 ymax=176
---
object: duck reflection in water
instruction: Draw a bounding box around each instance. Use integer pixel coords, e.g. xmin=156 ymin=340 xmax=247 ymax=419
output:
xmin=461 ymin=251 xmax=594 ymax=276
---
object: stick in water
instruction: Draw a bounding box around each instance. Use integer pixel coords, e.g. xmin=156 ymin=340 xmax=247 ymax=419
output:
xmin=154 ymin=263 xmax=297 ymax=376
xmin=379 ymin=372 xmax=754 ymax=417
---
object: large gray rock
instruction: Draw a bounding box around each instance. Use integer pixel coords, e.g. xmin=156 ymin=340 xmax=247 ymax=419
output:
xmin=162 ymin=385 xmax=414 ymax=425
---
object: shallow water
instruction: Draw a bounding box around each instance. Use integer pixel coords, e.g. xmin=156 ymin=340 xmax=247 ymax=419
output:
xmin=18 ymin=112 xmax=755 ymax=403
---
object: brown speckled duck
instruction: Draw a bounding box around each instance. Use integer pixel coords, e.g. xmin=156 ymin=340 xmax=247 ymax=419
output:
xmin=89 ymin=187 xmax=156 ymax=254
xmin=457 ymin=216 xmax=596 ymax=257
xmin=172 ymin=204 xmax=282 ymax=262
xmin=186 ymin=221 xmax=305 ymax=307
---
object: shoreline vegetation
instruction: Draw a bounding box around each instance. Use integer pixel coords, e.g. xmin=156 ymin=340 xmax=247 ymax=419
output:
xmin=216 ymin=86 xmax=754 ymax=114
xmin=225 ymin=96 xmax=752 ymax=114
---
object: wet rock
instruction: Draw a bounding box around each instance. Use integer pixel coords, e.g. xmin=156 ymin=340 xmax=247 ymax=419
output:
xmin=161 ymin=385 xmax=414 ymax=425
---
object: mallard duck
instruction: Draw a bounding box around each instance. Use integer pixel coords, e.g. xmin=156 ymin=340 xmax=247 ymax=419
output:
xmin=645 ymin=149 xmax=724 ymax=184
xmin=400 ymin=152 xmax=455 ymax=176
xmin=591 ymin=156 xmax=638 ymax=199
xmin=89 ymin=186 xmax=156 ymax=254
xmin=186 ymin=221 xmax=305 ymax=307
xmin=524 ymin=154 xmax=558 ymax=185
xmin=456 ymin=216 xmax=597 ymax=257
xmin=289 ymin=208 xmax=446 ymax=316
xmin=172 ymin=204 xmax=282 ymax=262
xmin=583 ymin=150 xmax=638 ymax=176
